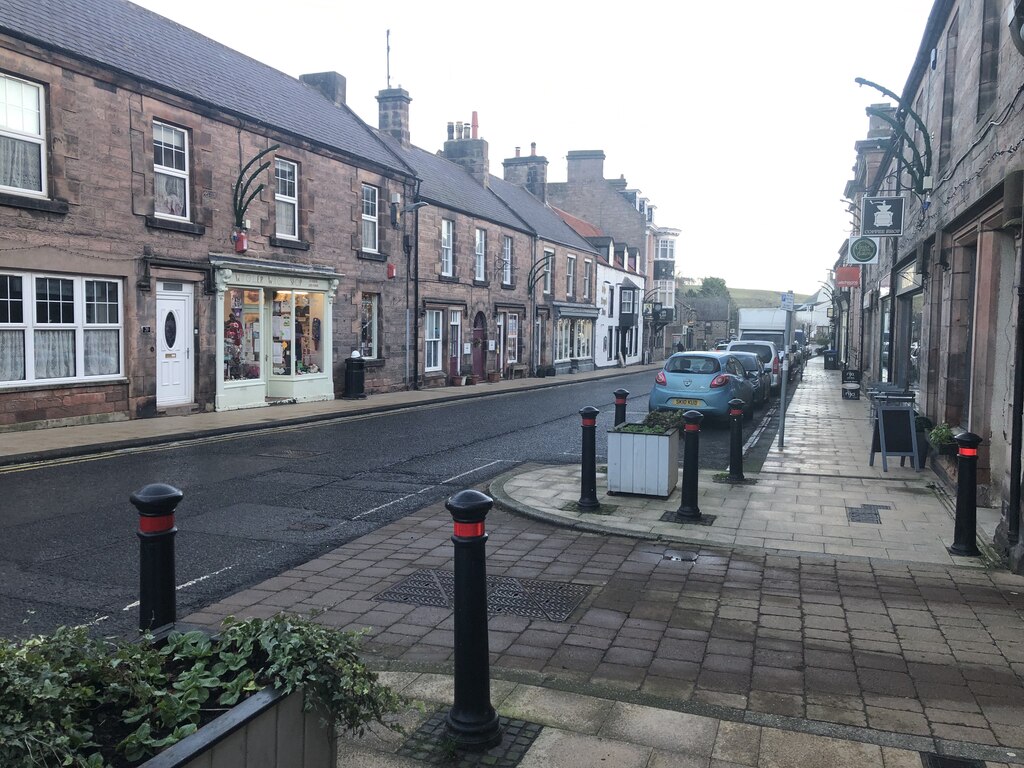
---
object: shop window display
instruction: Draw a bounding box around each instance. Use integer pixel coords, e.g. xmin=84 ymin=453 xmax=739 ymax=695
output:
xmin=223 ymin=288 xmax=262 ymax=381
xmin=272 ymin=290 xmax=324 ymax=376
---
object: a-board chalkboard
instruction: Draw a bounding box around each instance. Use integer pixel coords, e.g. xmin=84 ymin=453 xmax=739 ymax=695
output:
xmin=869 ymin=405 xmax=920 ymax=471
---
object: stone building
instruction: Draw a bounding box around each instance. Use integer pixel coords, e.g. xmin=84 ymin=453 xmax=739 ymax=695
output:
xmin=837 ymin=0 xmax=1024 ymax=571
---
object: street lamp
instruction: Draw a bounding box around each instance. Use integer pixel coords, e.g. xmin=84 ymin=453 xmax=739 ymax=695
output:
xmin=526 ymin=252 xmax=552 ymax=375
xmin=402 ymin=199 xmax=429 ymax=390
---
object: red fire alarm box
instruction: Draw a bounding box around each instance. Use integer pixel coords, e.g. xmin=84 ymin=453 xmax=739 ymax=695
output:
xmin=386 ymin=263 xmax=397 ymax=279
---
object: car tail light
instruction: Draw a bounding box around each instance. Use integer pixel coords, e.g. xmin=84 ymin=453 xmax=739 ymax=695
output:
xmin=655 ymin=370 xmax=667 ymax=385
xmin=710 ymin=374 xmax=729 ymax=388
xmin=772 ymin=357 xmax=780 ymax=375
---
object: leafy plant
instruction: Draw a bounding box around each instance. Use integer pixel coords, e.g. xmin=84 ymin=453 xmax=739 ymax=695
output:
xmin=614 ymin=409 xmax=685 ymax=435
xmin=927 ymin=422 xmax=956 ymax=446
xmin=914 ymin=414 xmax=934 ymax=432
xmin=0 ymin=614 xmax=403 ymax=767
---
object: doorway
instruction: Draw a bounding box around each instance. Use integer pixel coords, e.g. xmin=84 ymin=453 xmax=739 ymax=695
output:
xmin=156 ymin=282 xmax=194 ymax=408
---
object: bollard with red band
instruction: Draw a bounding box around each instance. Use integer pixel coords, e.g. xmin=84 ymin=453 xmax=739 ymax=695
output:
xmin=579 ymin=406 xmax=601 ymax=511
xmin=613 ymin=388 xmax=630 ymax=427
xmin=675 ymin=410 xmax=704 ymax=520
xmin=445 ymin=489 xmax=503 ymax=751
xmin=130 ymin=483 xmax=183 ymax=632
xmin=949 ymin=431 xmax=983 ymax=557
xmin=728 ymin=398 xmax=746 ymax=482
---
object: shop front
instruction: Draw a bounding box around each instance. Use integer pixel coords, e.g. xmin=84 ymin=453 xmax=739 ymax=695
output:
xmin=212 ymin=256 xmax=339 ymax=411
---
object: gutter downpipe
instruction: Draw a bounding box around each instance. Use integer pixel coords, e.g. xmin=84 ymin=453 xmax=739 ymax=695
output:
xmin=412 ymin=181 xmax=422 ymax=390
xmin=1009 ymin=233 xmax=1023 ymax=547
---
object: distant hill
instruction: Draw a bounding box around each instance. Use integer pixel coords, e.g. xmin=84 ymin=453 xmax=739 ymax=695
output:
xmin=728 ymin=288 xmax=812 ymax=308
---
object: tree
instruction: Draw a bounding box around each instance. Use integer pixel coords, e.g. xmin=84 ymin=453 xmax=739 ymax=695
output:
xmin=698 ymin=277 xmax=730 ymax=298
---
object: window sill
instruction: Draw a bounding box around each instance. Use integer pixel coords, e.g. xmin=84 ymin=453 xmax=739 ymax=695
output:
xmin=440 ymin=275 xmax=459 ymax=283
xmin=0 ymin=192 xmax=69 ymax=214
xmin=501 ymin=282 xmax=516 ymax=290
xmin=270 ymin=236 xmax=310 ymax=251
xmin=473 ymin=279 xmax=489 ymax=288
xmin=146 ymin=216 xmax=206 ymax=236
xmin=363 ymin=358 xmax=385 ymax=369
xmin=358 ymin=250 xmax=386 ymax=262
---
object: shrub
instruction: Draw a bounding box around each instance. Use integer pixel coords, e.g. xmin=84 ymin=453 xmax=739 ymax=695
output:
xmin=0 ymin=614 xmax=403 ymax=767
xmin=614 ymin=410 xmax=685 ymax=435
xmin=927 ymin=422 xmax=956 ymax=446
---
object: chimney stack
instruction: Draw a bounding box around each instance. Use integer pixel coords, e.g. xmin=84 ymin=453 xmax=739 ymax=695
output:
xmin=442 ymin=113 xmax=490 ymax=187
xmin=502 ymin=141 xmax=548 ymax=202
xmin=299 ymin=72 xmax=347 ymax=107
xmin=376 ymin=87 xmax=412 ymax=147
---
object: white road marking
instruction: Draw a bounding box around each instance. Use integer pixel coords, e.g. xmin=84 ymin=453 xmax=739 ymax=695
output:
xmin=122 ymin=564 xmax=236 ymax=611
xmin=352 ymin=459 xmax=509 ymax=520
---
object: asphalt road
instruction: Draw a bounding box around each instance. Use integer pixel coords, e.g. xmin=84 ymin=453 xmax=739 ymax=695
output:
xmin=0 ymin=370 xmax=784 ymax=640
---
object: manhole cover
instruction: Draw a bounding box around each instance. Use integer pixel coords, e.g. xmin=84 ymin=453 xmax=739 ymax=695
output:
xmin=846 ymin=503 xmax=890 ymax=524
xmin=376 ymin=569 xmax=590 ymax=622
xmin=919 ymin=753 xmax=985 ymax=768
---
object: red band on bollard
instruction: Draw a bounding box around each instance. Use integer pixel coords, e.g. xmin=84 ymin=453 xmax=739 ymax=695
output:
xmin=581 ymin=417 xmax=597 ymax=427
xmin=959 ymin=447 xmax=978 ymax=457
xmin=685 ymin=423 xmax=700 ymax=432
xmin=453 ymin=521 xmax=485 ymax=537
xmin=615 ymin=397 xmax=626 ymax=405
xmin=729 ymin=409 xmax=742 ymax=417
xmin=138 ymin=514 xmax=174 ymax=534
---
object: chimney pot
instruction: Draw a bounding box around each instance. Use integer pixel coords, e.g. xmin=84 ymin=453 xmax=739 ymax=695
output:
xmin=515 ymin=146 xmax=521 ymax=157
xmin=531 ymin=142 xmax=536 ymax=156
xmin=447 ymin=122 xmax=455 ymax=141
xmin=472 ymin=111 xmax=478 ymax=140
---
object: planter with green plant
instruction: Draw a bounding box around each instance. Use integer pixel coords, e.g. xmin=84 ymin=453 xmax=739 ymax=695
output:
xmin=607 ymin=410 xmax=683 ymax=498
xmin=0 ymin=613 xmax=403 ymax=768
xmin=927 ymin=422 xmax=958 ymax=455
xmin=914 ymin=414 xmax=933 ymax=467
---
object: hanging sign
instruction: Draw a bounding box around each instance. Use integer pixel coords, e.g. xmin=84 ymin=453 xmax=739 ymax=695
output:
xmin=836 ymin=266 xmax=861 ymax=287
xmin=861 ymin=196 xmax=905 ymax=236
xmin=848 ymin=236 xmax=880 ymax=265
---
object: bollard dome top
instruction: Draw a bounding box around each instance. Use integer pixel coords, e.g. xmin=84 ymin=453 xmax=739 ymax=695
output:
xmin=130 ymin=483 xmax=184 ymax=515
xmin=446 ymin=489 xmax=493 ymax=523
xmin=953 ymin=430 xmax=982 ymax=448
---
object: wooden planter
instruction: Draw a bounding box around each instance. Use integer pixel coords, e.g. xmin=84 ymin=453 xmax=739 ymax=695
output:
xmin=606 ymin=427 xmax=679 ymax=498
xmin=487 ymin=371 xmax=501 ymax=383
xmin=141 ymin=688 xmax=335 ymax=768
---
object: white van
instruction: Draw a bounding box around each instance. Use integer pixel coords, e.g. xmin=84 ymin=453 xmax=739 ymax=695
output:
xmin=726 ymin=340 xmax=781 ymax=394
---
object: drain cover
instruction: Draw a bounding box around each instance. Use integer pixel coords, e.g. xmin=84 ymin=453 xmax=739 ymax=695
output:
xmin=846 ymin=503 xmax=890 ymax=524
xmin=376 ymin=569 xmax=590 ymax=622
xmin=919 ymin=754 xmax=985 ymax=768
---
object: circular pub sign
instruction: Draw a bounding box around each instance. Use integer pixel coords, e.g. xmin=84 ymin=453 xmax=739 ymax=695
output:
xmin=849 ymin=236 xmax=879 ymax=264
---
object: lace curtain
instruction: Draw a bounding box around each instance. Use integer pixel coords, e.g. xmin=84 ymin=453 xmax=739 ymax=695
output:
xmin=0 ymin=136 xmax=42 ymax=192
xmin=34 ymin=330 xmax=75 ymax=379
xmin=0 ymin=330 xmax=25 ymax=381
xmin=85 ymin=329 xmax=119 ymax=376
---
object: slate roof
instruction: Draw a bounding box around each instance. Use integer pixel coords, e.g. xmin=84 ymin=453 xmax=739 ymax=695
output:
xmin=488 ymin=177 xmax=598 ymax=255
xmin=379 ymin=136 xmax=529 ymax=233
xmin=1 ymin=0 xmax=413 ymax=175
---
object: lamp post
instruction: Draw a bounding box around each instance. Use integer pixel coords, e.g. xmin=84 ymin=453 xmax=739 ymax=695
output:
xmin=402 ymin=199 xmax=429 ymax=390
xmin=526 ymin=251 xmax=551 ymax=375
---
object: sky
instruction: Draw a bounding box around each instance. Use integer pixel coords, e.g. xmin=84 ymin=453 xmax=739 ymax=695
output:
xmin=131 ymin=0 xmax=935 ymax=296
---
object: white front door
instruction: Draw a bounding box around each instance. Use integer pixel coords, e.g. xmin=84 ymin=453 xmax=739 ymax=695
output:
xmin=156 ymin=285 xmax=194 ymax=407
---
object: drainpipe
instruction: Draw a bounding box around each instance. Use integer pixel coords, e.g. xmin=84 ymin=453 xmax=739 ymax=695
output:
xmin=1008 ymin=236 xmax=1023 ymax=546
xmin=411 ymin=183 xmax=422 ymax=390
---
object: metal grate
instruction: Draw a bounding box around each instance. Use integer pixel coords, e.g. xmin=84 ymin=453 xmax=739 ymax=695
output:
xmin=398 ymin=709 xmax=543 ymax=767
xmin=919 ymin=753 xmax=986 ymax=768
xmin=376 ymin=569 xmax=590 ymax=622
xmin=846 ymin=503 xmax=890 ymax=524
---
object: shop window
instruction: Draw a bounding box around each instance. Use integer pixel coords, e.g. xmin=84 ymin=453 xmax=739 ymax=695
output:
xmin=575 ymin=319 xmax=593 ymax=359
xmin=0 ymin=272 xmax=122 ymax=384
xmin=275 ymin=159 xmax=298 ymax=239
xmin=360 ymin=293 xmax=380 ymax=359
xmin=153 ymin=121 xmax=189 ymax=219
xmin=425 ymin=310 xmax=442 ymax=371
xmin=272 ymin=290 xmax=323 ymax=376
xmin=507 ymin=314 xmax=518 ymax=362
xmin=223 ymin=287 xmax=263 ymax=381
xmin=0 ymin=74 xmax=46 ymax=197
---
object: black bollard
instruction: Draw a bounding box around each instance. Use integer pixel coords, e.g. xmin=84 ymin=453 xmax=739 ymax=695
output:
xmin=728 ymin=399 xmax=745 ymax=482
xmin=675 ymin=410 xmax=704 ymax=520
xmin=579 ymin=406 xmax=601 ymax=511
xmin=445 ymin=490 xmax=503 ymax=751
xmin=948 ymin=431 xmax=983 ymax=557
xmin=131 ymin=483 xmax=183 ymax=632
xmin=613 ymin=389 xmax=630 ymax=427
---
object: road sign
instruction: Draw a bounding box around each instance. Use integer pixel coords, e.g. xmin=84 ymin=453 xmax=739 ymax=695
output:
xmin=861 ymin=196 xmax=905 ymax=236
xmin=780 ymin=291 xmax=794 ymax=311
xmin=848 ymin=236 xmax=880 ymax=264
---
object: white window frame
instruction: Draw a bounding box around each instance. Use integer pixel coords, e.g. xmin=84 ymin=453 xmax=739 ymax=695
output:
xmin=542 ymin=250 xmax=553 ymax=295
xmin=657 ymin=238 xmax=675 ymax=260
xmin=275 ymin=158 xmax=299 ymax=240
xmin=621 ymin=288 xmax=635 ymax=314
xmin=475 ymin=228 xmax=487 ymax=281
xmin=575 ymin=319 xmax=593 ymax=360
xmin=566 ymin=255 xmax=576 ymax=297
xmin=449 ymin=309 xmax=462 ymax=364
xmin=0 ymin=271 xmax=124 ymax=386
xmin=441 ymin=219 xmax=454 ymax=276
xmin=424 ymin=309 xmax=442 ymax=371
xmin=507 ymin=314 xmax=518 ymax=362
xmin=153 ymin=121 xmax=189 ymax=220
xmin=360 ymin=293 xmax=380 ymax=359
xmin=502 ymin=236 xmax=513 ymax=285
xmin=361 ymin=184 xmax=379 ymax=253
xmin=555 ymin=317 xmax=571 ymax=362
xmin=583 ymin=260 xmax=592 ymax=299
xmin=0 ymin=74 xmax=46 ymax=198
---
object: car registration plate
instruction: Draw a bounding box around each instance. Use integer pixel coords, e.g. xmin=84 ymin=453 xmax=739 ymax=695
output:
xmin=672 ymin=398 xmax=702 ymax=406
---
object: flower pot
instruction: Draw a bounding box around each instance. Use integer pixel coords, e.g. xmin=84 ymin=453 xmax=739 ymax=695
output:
xmin=606 ymin=427 xmax=679 ymax=498
xmin=487 ymin=371 xmax=501 ymax=383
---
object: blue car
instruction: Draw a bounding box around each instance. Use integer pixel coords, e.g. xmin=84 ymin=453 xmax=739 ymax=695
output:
xmin=648 ymin=352 xmax=755 ymax=420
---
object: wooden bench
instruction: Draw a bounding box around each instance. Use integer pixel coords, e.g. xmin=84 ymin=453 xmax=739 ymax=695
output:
xmin=507 ymin=363 xmax=528 ymax=380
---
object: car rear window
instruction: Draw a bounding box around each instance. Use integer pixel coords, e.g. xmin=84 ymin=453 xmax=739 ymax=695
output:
xmin=666 ymin=356 xmax=721 ymax=374
xmin=734 ymin=355 xmax=759 ymax=372
xmin=729 ymin=344 xmax=772 ymax=363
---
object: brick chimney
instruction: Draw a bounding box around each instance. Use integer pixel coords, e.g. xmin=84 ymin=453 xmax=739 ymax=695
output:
xmin=299 ymin=72 xmax=347 ymax=107
xmin=377 ymin=87 xmax=412 ymax=147
xmin=502 ymin=141 xmax=548 ymax=202
xmin=566 ymin=150 xmax=606 ymax=182
xmin=442 ymin=110 xmax=489 ymax=187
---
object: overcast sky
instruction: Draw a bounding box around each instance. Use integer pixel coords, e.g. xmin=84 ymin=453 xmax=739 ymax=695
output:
xmin=131 ymin=0 xmax=934 ymax=296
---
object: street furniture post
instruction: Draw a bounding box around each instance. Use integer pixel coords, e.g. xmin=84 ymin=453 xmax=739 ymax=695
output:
xmin=675 ymin=410 xmax=704 ymax=520
xmin=131 ymin=483 xmax=182 ymax=633
xmin=579 ymin=406 xmax=601 ymax=511
xmin=948 ymin=431 xmax=983 ymax=557
xmin=728 ymin=399 xmax=746 ymax=482
xmin=613 ymin=389 xmax=629 ymax=427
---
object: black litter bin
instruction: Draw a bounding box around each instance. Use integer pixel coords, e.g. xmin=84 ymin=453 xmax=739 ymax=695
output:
xmin=343 ymin=352 xmax=366 ymax=399
xmin=823 ymin=350 xmax=839 ymax=370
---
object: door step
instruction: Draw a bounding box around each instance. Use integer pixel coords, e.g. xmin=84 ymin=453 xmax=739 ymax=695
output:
xmin=266 ymin=397 xmax=297 ymax=406
xmin=159 ymin=403 xmax=199 ymax=417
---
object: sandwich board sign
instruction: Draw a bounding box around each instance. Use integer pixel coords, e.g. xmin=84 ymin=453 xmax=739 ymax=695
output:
xmin=862 ymin=196 xmax=905 ymax=236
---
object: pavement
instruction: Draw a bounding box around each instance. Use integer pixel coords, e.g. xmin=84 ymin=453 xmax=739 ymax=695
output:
xmin=5 ymin=358 xmax=1024 ymax=767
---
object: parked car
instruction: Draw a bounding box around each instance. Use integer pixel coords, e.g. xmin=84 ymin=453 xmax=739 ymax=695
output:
xmin=729 ymin=350 xmax=770 ymax=406
xmin=649 ymin=352 xmax=755 ymax=420
xmin=725 ymin=340 xmax=781 ymax=394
